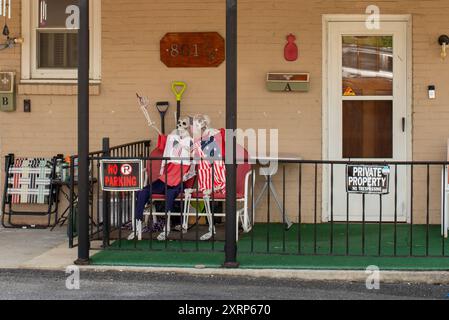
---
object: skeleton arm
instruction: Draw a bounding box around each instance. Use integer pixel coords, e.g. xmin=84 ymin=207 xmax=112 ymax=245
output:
xmin=136 ymin=93 xmax=162 ymax=136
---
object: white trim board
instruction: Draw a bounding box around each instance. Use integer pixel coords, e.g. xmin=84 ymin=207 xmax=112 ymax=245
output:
xmin=21 ymin=0 xmax=102 ymax=81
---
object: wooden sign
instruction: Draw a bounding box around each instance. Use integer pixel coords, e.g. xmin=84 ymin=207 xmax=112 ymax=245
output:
xmin=266 ymin=73 xmax=310 ymax=92
xmin=160 ymin=32 xmax=225 ymax=68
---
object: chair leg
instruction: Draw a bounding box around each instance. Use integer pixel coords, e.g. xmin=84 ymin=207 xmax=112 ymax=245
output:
xmin=238 ymin=208 xmax=249 ymax=233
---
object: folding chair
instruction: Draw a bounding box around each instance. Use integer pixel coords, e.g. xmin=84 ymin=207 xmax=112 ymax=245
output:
xmin=1 ymin=154 xmax=59 ymax=229
xmin=182 ymin=146 xmax=255 ymax=241
xmin=133 ymin=146 xmax=254 ymax=241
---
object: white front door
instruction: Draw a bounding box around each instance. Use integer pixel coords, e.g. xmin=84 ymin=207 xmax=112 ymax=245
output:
xmin=326 ymin=20 xmax=410 ymax=222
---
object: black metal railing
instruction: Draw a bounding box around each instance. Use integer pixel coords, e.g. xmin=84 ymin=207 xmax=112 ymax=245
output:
xmin=68 ymin=139 xmax=152 ymax=248
xmin=242 ymin=160 xmax=449 ymax=258
xmin=88 ymin=142 xmax=251 ymax=254
xmin=91 ymin=157 xmax=237 ymax=254
xmin=82 ymin=144 xmax=449 ymax=260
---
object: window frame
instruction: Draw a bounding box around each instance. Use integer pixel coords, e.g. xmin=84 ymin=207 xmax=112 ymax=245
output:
xmin=21 ymin=0 xmax=101 ymax=82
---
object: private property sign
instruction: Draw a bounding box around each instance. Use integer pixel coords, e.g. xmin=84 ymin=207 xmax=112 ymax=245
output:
xmin=346 ymin=165 xmax=390 ymax=195
xmin=100 ymin=160 xmax=144 ymax=192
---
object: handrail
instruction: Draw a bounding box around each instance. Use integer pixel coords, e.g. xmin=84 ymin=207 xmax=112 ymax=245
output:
xmin=88 ymin=156 xmax=449 ymax=166
xmin=71 ymin=139 xmax=152 ymax=159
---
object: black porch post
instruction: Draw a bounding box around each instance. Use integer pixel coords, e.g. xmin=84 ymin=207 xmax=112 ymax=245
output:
xmin=224 ymin=0 xmax=239 ymax=268
xmin=75 ymin=0 xmax=90 ymax=265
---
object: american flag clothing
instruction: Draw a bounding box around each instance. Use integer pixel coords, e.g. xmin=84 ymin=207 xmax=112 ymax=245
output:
xmin=159 ymin=133 xmax=195 ymax=185
xmin=194 ymin=129 xmax=226 ymax=193
xmin=161 ymin=133 xmax=192 ymax=164
xmin=159 ymin=163 xmax=191 ymax=187
xmin=197 ymin=156 xmax=226 ymax=192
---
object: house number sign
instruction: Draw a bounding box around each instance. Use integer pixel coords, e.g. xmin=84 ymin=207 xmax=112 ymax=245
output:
xmin=160 ymin=32 xmax=225 ymax=68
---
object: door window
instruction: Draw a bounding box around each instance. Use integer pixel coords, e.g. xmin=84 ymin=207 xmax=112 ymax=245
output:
xmin=342 ymin=35 xmax=394 ymax=159
xmin=343 ymin=100 xmax=393 ymax=159
xmin=342 ymin=36 xmax=393 ymax=96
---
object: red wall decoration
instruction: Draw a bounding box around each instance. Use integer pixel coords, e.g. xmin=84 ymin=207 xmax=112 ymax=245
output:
xmin=284 ymin=34 xmax=298 ymax=62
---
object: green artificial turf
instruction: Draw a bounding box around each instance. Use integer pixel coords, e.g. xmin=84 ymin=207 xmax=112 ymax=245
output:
xmin=238 ymin=223 xmax=449 ymax=257
xmin=90 ymin=224 xmax=449 ymax=270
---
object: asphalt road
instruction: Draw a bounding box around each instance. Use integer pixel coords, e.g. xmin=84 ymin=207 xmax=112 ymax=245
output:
xmin=0 ymin=269 xmax=448 ymax=300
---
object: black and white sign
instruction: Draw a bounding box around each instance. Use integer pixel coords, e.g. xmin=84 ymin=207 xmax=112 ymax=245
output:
xmin=346 ymin=165 xmax=390 ymax=194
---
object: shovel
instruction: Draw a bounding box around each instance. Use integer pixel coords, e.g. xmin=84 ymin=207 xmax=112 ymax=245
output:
xmin=171 ymin=81 xmax=187 ymax=122
xmin=156 ymin=101 xmax=170 ymax=134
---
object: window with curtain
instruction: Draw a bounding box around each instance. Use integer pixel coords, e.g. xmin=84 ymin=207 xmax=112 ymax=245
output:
xmin=21 ymin=0 xmax=101 ymax=81
xmin=37 ymin=0 xmax=78 ymax=69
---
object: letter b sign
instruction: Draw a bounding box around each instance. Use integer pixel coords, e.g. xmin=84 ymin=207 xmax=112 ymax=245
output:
xmin=0 ymin=94 xmax=15 ymax=112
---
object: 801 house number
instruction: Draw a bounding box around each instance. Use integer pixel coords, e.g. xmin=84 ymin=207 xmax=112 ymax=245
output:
xmin=160 ymin=32 xmax=225 ymax=68
xmin=169 ymin=43 xmax=217 ymax=61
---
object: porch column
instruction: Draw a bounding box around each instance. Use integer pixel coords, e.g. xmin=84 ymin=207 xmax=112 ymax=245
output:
xmin=224 ymin=0 xmax=239 ymax=268
xmin=75 ymin=0 xmax=90 ymax=265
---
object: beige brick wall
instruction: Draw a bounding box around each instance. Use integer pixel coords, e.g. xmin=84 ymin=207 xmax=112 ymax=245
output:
xmin=1 ymin=0 xmax=449 ymax=225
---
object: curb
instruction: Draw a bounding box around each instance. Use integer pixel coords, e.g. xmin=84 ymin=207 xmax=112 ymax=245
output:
xmin=2 ymin=265 xmax=449 ymax=285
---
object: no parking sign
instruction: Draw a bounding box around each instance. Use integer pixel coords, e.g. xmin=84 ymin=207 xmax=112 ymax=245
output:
xmin=100 ymin=159 xmax=144 ymax=192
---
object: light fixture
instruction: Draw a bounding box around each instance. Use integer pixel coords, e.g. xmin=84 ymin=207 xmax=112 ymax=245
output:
xmin=0 ymin=36 xmax=22 ymax=50
xmin=0 ymin=0 xmax=23 ymax=51
xmin=438 ymin=35 xmax=449 ymax=60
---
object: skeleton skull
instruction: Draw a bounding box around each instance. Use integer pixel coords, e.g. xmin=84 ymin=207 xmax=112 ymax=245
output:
xmin=174 ymin=117 xmax=191 ymax=138
xmin=177 ymin=118 xmax=189 ymax=131
xmin=192 ymin=114 xmax=211 ymax=138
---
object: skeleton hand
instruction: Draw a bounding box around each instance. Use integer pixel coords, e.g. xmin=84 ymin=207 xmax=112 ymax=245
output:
xmin=136 ymin=93 xmax=161 ymax=135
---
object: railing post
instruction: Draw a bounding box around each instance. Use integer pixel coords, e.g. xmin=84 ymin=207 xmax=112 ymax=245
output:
xmin=224 ymin=0 xmax=239 ymax=268
xmin=75 ymin=0 xmax=90 ymax=265
xmin=1 ymin=154 xmax=14 ymax=227
xmin=145 ymin=140 xmax=152 ymax=158
xmin=68 ymin=156 xmax=75 ymax=248
xmin=102 ymin=138 xmax=111 ymax=248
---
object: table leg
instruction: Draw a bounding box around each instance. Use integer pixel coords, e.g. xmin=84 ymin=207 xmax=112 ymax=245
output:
xmin=255 ymin=175 xmax=293 ymax=230
xmin=254 ymin=181 xmax=269 ymax=209
xmin=51 ymin=187 xmax=71 ymax=231
xmin=269 ymin=182 xmax=293 ymax=230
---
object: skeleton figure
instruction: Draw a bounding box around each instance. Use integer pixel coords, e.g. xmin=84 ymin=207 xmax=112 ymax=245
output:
xmin=182 ymin=115 xmax=226 ymax=241
xmin=154 ymin=117 xmax=195 ymax=241
xmin=132 ymin=95 xmax=195 ymax=241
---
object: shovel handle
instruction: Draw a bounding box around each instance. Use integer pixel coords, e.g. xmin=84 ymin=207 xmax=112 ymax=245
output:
xmin=171 ymin=81 xmax=187 ymax=102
